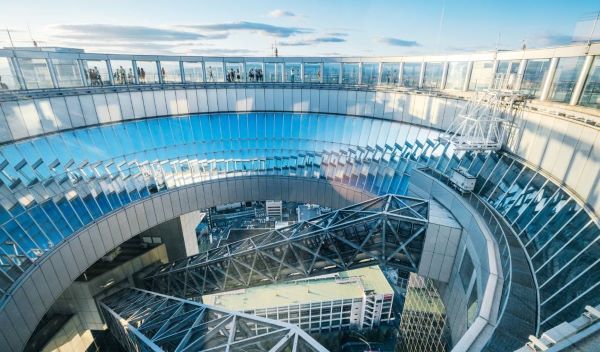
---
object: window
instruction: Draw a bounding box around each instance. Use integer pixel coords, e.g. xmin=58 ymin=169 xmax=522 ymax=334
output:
xmin=0 ymin=57 xmax=20 ymax=90
xmin=18 ymin=58 xmax=53 ymax=89
xmin=469 ymin=61 xmax=493 ymax=91
xmin=521 ymin=59 xmax=550 ymax=97
xmin=549 ymin=56 xmax=585 ymax=103
xmin=182 ymin=62 xmax=204 ymax=82
xmin=135 ymin=60 xmax=159 ymax=84
xmin=160 ymin=61 xmax=182 ymax=83
xmin=381 ymin=63 xmax=400 ymax=85
xmin=225 ymin=62 xmax=244 ymax=83
xmin=245 ymin=62 xmax=263 ymax=82
xmin=342 ymin=63 xmax=359 ymax=84
xmin=467 ymin=284 xmax=478 ymax=326
xmin=495 ymin=60 xmax=520 ymax=89
xmin=303 ymin=63 xmax=321 ymax=83
xmin=579 ymin=56 xmax=600 ymax=108
xmin=402 ymin=62 xmax=421 ymax=87
xmin=445 ymin=62 xmax=468 ymax=90
xmin=265 ymin=63 xmax=283 ymax=82
xmin=361 ymin=63 xmax=379 ymax=84
xmin=110 ymin=60 xmax=135 ymax=85
xmin=51 ymin=59 xmax=83 ymax=88
xmin=205 ymin=62 xmax=224 ymax=82
xmin=459 ymin=250 xmax=474 ymax=291
xmin=323 ymin=63 xmax=340 ymax=84
xmin=285 ymin=63 xmax=301 ymax=83
xmin=423 ymin=62 xmax=443 ymax=89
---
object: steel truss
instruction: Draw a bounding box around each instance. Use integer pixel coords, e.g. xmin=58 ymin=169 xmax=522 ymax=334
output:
xmin=146 ymin=194 xmax=429 ymax=298
xmin=100 ymin=288 xmax=327 ymax=352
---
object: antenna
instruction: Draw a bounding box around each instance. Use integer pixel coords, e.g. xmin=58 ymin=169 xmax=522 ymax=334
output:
xmin=588 ymin=10 xmax=600 ymax=45
xmin=27 ymin=24 xmax=38 ymax=47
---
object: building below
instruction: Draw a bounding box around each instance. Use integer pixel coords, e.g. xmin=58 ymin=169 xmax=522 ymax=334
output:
xmin=203 ymin=266 xmax=394 ymax=333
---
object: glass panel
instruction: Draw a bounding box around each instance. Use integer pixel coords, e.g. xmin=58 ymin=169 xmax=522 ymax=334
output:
xmin=459 ymin=251 xmax=474 ymax=291
xmin=402 ymin=62 xmax=421 ymax=87
xmin=579 ymin=56 xmax=600 ymax=108
xmin=0 ymin=57 xmax=20 ymax=90
xmin=445 ymin=62 xmax=468 ymax=90
xmin=423 ymin=62 xmax=443 ymax=89
xmin=182 ymin=61 xmax=203 ymax=82
xmin=136 ymin=60 xmax=159 ymax=84
xmin=160 ymin=61 xmax=182 ymax=83
xmin=265 ymin=63 xmax=283 ymax=82
xmin=467 ymin=284 xmax=478 ymax=326
xmin=205 ymin=61 xmax=224 ymax=82
xmin=82 ymin=60 xmax=110 ymax=86
xmin=303 ymin=63 xmax=321 ymax=83
xmin=549 ymin=56 xmax=585 ymax=103
xmin=381 ymin=63 xmax=400 ymax=85
xmin=342 ymin=63 xmax=359 ymax=84
xmin=469 ymin=61 xmax=493 ymax=91
xmin=225 ymin=62 xmax=244 ymax=82
xmin=495 ymin=60 xmax=520 ymax=89
xmin=18 ymin=58 xmax=53 ymax=89
xmin=245 ymin=62 xmax=263 ymax=82
xmin=361 ymin=63 xmax=379 ymax=84
xmin=285 ymin=63 xmax=301 ymax=83
xmin=521 ymin=59 xmax=550 ymax=97
xmin=51 ymin=59 xmax=83 ymax=88
xmin=323 ymin=63 xmax=340 ymax=84
xmin=110 ymin=60 xmax=135 ymax=85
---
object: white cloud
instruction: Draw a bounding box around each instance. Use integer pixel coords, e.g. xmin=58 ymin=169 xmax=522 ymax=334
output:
xmin=269 ymin=9 xmax=296 ymax=18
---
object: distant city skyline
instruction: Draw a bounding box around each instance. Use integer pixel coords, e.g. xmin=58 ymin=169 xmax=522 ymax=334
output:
xmin=0 ymin=0 xmax=599 ymax=56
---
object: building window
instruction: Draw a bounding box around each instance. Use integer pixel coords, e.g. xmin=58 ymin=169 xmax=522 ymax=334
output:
xmin=304 ymin=63 xmax=321 ymax=83
xmin=423 ymin=62 xmax=443 ymax=89
xmin=579 ymin=56 xmax=600 ymax=108
xmin=110 ymin=60 xmax=135 ymax=85
xmin=136 ymin=61 xmax=159 ymax=84
xmin=381 ymin=63 xmax=400 ymax=85
xmin=520 ymin=59 xmax=550 ymax=97
xmin=0 ymin=57 xmax=19 ymax=90
xmin=361 ymin=63 xmax=379 ymax=84
xmin=342 ymin=63 xmax=359 ymax=84
xmin=467 ymin=284 xmax=479 ymax=326
xmin=265 ymin=63 xmax=283 ymax=82
xmin=323 ymin=63 xmax=340 ymax=84
xmin=205 ymin=62 xmax=224 ymax=82
xmin=160 ymin=61 xmax=182 ymax=83
xmin=469 ymin=61 xmax=493 ymax=91
xmin=549 ymin=56 xmax=585 ymax=103
xmin=495 ymin=60 xmax=520 ymax=89
xmin=182 ymin=62 xmax=204 ymax=83
xmin=402 ymin=62 xmax=421 ymax=87
xmin=51 ymin=59 xmax=83 ymax=88
xmin=285 ymin=63 xmax=301 ymax=83
xmin=18 ymin=58 xmax=54 ymax=89
xmin=245 ymin=62 xmax=263 ymax=82
xmin=459 ymin=250 xmax=474 ymax=291
xmin=225 ymin=62 xmax=244 ymax=83
xmin=445 ymin=62 xmax=468 ymax=90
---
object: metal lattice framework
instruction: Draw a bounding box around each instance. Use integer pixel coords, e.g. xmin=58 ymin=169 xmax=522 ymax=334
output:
xmin=146 ymin=194 xmax=428 ymax=298
xmin=99 ymin=288 xmax=327 ymax=352
xmin=439 ymin=90 xmax=521 ymax=151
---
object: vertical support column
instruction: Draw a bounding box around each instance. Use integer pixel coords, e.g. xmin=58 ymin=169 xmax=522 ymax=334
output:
xmin=339 ymin=63 xmax=343 ymax=84
xmin=540 ymin=57 xmax=559 ymax=101
xmin=569 ymin=55 xmax=594 ymax=106
xmin=132 ymin=60 xmax=140 ymax=84
xmin=377 ymin=62 xmax=383 ymax=85
xmin=440 ymin=62 xmax=449 ymax=90
xmin=47 ymin=58 xmax=59 ymax=88
xmin=463 ymin=61 xmax=473 ymax=91
xmin=179 ymin=60 xmax=186 ymax=83
xmin=398 ymin=62 xmax=404 ymax=86
xmin=358 ymin=62 xmax=363 ymax=85
xmin=319 ymin=62 xmax=324 ymax=83
xmin=514 ymin=59 xmax=528 ymax=91
xmin=157 ymin=60 xmax=164 ymax=84
xmin=491 ymin=60 xmax=499 ymax=89
xmin=78 ymin=59 xmax=89 ymax=87
xmin=106 ymin=59 xmax=115 ymax=86
xmin=418 ymin=61 xmax=426 ymax=88
xmin=10 ymin=57 xmax=26 ymax=90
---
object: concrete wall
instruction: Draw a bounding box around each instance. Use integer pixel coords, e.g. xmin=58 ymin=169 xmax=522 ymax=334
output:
xmin=139 ymin=211 xmax=202 ymax=262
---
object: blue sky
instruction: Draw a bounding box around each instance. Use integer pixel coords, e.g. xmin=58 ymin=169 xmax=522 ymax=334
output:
xmin=0 ymin=0 xmax=598 ymax=56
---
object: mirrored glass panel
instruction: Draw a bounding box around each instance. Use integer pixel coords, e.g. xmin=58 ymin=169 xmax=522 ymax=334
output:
xmin=469 ymin=61 xmax=493 ymax=91
xmin=381 ymin=63 xmax=400 ymax=85
xmin=265 ymin=62 xmax=283 ymax=82
xmin=136 ymin=60 xmax=159 ymax=84
xmin=579 ymin=56 xmax=600 ymax=108
xmin=160 ymin=61 xmax=182 ymax=83
xmin=445 ymin=62 xmax=468 ymax=90
xmin=361 ymin=63 xmax=379 ymax=85
xmin=225 ymin=62 xmax=244 ymax=82
xmin=520 ymin=59 xmax=549 ymax=97
xmin=402 ymin=62 xmax=421 ymax=87
xmin=18 ymin=58 xmax=53 ymax=89
xmin=285 ymin=63 xmax=301 ymax=83
xmin=495 ymin=60 xmax=520 ymax=89
xmin=51 ymin=59 xmax=83 ymax=88
xmin=205 ymin=62 xmax=224 ymax=82
xmin=0 ymin=57 xmax=20 ymax=90
xmin=323 ymin=63 xmax=340 ymax=84
xmin=110 ymin=60 xmax=135 ymax=85
xmin=303 ymin=63 xmax=321 ymax=83
xmin=82 ymin=60 xmax=110 ymax=86
xmin=245 ymin=62 xmax=263 ymax=82
xmin=422 ymin=62 xmax=443 ymax=89
xmin=182 ymin=61 xmax=204 ymax=82
xmin=549 ymin=56 xmax=585 ymax=103
xmin=342 ymin=63 xmax=359 ymax=84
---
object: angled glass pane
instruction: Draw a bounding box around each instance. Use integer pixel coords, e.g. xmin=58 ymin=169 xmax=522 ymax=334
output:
xmin=445 ymin=62 xmax=468 ymax=90
xmin=0 ymin=57 xmax=20 ymax=90
xmin=422 ymin=62 xmax=443 ymax=89
xmin=469 ymin=61 xmax=493 ymax=91
xmin=160 ymin=61 xmax=182 ymax=83
xmin=303 ymin=63 xmax=321 ymax=83
xmin=548 ymin=56 xmax=585 ymax=103
xmin=381 ymin=63 xmax=400 ymax=85
xmin=579 ymin=55 xmax=600 ymax=108
xmin=225 ymin=62 xmax=244 ymax=83
xmin=205 ymin=61 xmax=224 ymax=82
xmin=136 ymin=60 xmax=159 ymax=84
xmin=265 ymin=63 xmax=283 ymax=82
xmin=110 ymin=60 xmax=135 ymax=85
xmin=182 ymin=61 xmax=204 ymax=82
xmin=18 ymin=58 xmax=53 ymax=89
xmin=51 ymin=59 xmax=83 ymax=88
xmin=402 ymin=62 xmax=421 ymax=88
xmin=323 ymin=63 xmax=340 ymax=84
xmin=361 ymin=63 xmax=379 ymax=85
xmin=521 ymin=59 xmax=550 ymax=97
xmin=245 ymin=62 xmax=263 ymax=82
xmin=342 ymin=63 xmax=359 ymax=84
xmin=285 ymin=63 xmax=301 ymax=83
xmin=82 ymin=59 xmax=110 ymax=86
